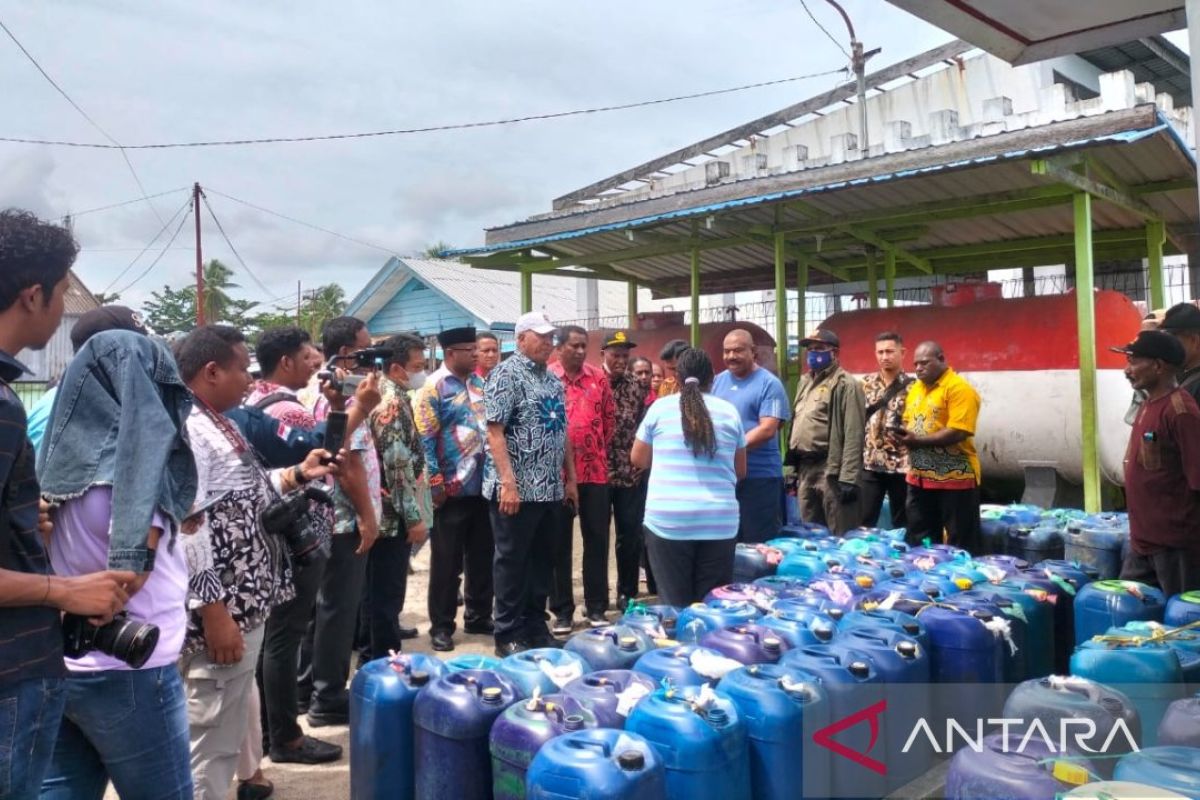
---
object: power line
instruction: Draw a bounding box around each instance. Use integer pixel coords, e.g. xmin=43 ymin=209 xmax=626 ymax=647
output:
xmin=204 ymin=188 xmax=400 ymax=256
xmin=115 ymin=204 xmax=193 ymax=295
xmin=101 ymin=196 xmax=192 ymax=293
xmin=0 ymin=17 xmax=166 ymax=225
xmin=799 ymin=0 xmax=852 ymax=61
xmin=200 ymin=192 xmax=274 ymax=297
xmin=0 ymin=68 xmax=848 ymax=150
xmin=66 ymin=187 xmax=190 ymax=220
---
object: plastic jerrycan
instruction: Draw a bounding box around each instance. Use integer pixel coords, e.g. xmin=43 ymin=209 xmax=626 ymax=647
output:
xmin=525 ymin=728 xmax=667 ymax=800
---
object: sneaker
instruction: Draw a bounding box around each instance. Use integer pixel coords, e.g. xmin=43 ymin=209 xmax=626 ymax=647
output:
xmin=551 ymin=615 xmax=573 ymax=636
xmin=586 ymin=611 xmax=608 ymax=628
xmin=269 ymin=735 xmax=343 ymax=764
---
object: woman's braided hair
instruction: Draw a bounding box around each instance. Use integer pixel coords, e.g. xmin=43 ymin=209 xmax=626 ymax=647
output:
xmin=676 ymin=347 xmax=716 ymax=458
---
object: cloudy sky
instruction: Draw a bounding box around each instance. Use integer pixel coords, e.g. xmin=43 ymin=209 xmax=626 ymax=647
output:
xmin=0 ymin=2 xmax=1187 ymax=314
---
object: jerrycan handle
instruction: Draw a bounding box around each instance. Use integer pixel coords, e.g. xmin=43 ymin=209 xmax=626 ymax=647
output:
xmin=566 ymin=737 xmax=611 ymax=757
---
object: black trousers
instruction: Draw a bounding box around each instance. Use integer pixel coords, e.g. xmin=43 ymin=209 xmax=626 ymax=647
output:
xmin=610 ymin=484 xmax=647 ymax=604
xmin=491 ymin=500 xmax=557 ymax=645
xmin=356 ymin=533 xmax=413 ymax=661
xmin=860 ymin=470 xmax=909 ymax=529
xmin=1121 ymin=547 xmax=1200 ymax=597
xmin=644 ymin=528 xmax=736 ymax=608
xmin=429 ymin=496 xmax=494 ymax=636
xmin=298 ymin=529 xmax=368 ymax=710
xmin=905 ymin=483 xmax=981 ymax=552
xmin=261 ymin=551 xmax=326 ymax=749
xmin=550 ymin=484 xmax=611 ymax=617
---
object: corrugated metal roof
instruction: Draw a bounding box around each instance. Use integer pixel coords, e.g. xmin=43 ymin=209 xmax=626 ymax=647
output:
xmin=64 ymin=270 xmax=100 ymax=315
xmin=447 ymin=107 xmax=1197 ymax=297
xmin=345 ymin=257 xmax=640 ymax=328
xmin=1077 ymin=36 xmax=1190 ymax=107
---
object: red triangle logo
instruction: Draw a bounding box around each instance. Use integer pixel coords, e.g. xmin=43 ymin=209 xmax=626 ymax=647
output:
xmin=812 ymin=699 xmax=888 ymax=776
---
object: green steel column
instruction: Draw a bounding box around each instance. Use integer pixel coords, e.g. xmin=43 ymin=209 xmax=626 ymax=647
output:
xmin=1147 ymin=219 xmax=1166 ymax=312
xmin=1074 ymin=192 xmax=1102 ymax=513
xmin=774 ymin=232 xmax=788 ymax=376
xmin=520 ymin=270 xmax=532 ymax=314
xmin=796 ymin=257 xmax=809 ymax=342
xmin=884 ymin=250 xmax=896 ymax=307
xmin=690 ymin=248 xmax=701 ymax=347
xmin=866 ymin=249 xmax=879 ymax=309
xmin=627 ymin=280 xmax=639 ymax=327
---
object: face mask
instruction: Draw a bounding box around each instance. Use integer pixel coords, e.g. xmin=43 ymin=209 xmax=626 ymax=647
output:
xmin=806 ymin=349 xmax=833 ymax=372
xmin=405 ymin=369 xmax=427 ymax=391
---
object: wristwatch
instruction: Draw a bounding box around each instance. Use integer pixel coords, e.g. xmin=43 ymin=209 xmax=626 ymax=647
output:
xmin=292 ymin=465 xmax=307 ymax=485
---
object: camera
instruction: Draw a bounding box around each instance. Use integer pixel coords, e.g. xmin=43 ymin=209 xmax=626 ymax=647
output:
xmin=62 ymin=612 xmax=160 ymax=669
xmin=260 ymin=485 xmax=333 ymax=567
xmin=316 ymin=347 xmax=393 ymax=393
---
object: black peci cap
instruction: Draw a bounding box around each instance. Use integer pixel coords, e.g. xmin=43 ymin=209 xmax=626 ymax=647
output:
xmin=437 ymin=326 xmax=477 ymax=347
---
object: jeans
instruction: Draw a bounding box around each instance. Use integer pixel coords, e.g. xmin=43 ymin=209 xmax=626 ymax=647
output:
xmin=298 ymin=530 xmax=367 ymax=711
xmin=358 ymin=534 xmax=413 ymax=660
xmin=261 ymin=552 xmax=326 ymax=749
xmin=735 ymin=477 xmax=783 ymax=543
xmin=429 ymin=496 xmax=494 ymax=636
xmin=39 ymin=667 xmax=191 ymax=800
xmin=550 ymin=485 xmax=611 ymax=618
xmin=643 ymin=528 xmax=736 ymax=608
xmin=0 ymin=678 xmax=65 ymax=800
xmin=490 ymin=501 xmax=557 ymax=645
xmin=860 ymin=470 xmax=908 ymax=529
xmin=610 ymin=484 xmax=647 ymax=604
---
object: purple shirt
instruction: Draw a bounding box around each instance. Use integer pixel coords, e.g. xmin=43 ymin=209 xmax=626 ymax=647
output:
xmin=49 ymin=487 xmax=185 ymax=671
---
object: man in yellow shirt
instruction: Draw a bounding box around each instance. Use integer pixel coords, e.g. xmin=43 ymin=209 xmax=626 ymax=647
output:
xmin=891 ymin=341 xmax=982 ymax=550
xmin=656 ymin=339 xmax=688 ymax=397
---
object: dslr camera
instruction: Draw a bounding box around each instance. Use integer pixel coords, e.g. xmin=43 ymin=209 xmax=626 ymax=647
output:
xmin=260 ymin=485 xmax=333 ymax=567
xmin=62 ymin=612 xmax=160 ymax=669
xmin=316 ymin=346 xmax=393 ymax=394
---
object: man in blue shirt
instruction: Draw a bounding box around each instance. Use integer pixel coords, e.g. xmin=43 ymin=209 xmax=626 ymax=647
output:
xmin=712 ymin=328 xmax=791 ymax=543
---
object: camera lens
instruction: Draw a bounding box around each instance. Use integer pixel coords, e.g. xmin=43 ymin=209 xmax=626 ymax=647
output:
xmin=92 ymin=615 xmax=160 ymax=669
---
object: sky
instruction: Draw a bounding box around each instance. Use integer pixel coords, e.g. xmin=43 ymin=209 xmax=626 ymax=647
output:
xmin=0 ymin=2 xmax=1189 ymax=315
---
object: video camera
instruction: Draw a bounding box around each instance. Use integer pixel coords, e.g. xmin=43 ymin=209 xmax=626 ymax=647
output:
xmin=316 ymin=346 xmax=393 ymax=394
xmin=260 ymin=485 xmax=333 ymax=567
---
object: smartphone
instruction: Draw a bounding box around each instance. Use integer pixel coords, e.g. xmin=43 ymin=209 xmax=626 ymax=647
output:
xmin=322 ymin=411 xmax=348 ymax=465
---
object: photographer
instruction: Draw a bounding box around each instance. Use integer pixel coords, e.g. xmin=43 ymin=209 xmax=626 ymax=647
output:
xmin=0 ymin=209 xmax=136 ymax=799
xmin=37 ymin=330 xmax=198 ymax=799
xmin=175 ymin=325 xmax=342 ymax=800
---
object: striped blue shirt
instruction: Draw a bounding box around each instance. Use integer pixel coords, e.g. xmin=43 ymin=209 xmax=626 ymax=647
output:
xmin=636 ymin=393 xmax=746 ymax=541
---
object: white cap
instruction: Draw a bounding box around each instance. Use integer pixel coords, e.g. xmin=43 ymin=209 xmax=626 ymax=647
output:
xmin=514 ymin=311 xmax=556 ymax=335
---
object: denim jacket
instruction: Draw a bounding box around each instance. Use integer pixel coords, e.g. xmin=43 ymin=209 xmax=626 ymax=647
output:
xmin=37 ymin=331 xmax=197 ymax=571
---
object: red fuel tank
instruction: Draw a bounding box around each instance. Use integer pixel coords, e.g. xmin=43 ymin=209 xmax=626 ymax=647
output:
xmin=580 ymin=312 xmax=778 ymax=374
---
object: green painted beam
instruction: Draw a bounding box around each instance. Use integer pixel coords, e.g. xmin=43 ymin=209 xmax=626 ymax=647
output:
xmin=520 ymin=271 xmax=532 ymax=314
xmin=1147 ymin=219 xmax=1166 ymax=311
xmin=690 ymin=248 xmax=701 ymax=347
xmin=865 ymin=248 xmax=879 ymax=309
xmin=1073 ymin=192 xmax=1101 ymax=513
xmin=797 ymin=256 xmax=809 ymax=359
xmin=884 ymin=250 xmax=896 ymax=307
xmin=774 ymin=232 xmax=788 ymax=376
xmin=1031 ymin=159 xmax=1161 ymax=222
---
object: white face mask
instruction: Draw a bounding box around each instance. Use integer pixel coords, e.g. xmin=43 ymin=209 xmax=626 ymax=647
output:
xmin=405 ymin=369 xmax=427 ymax=390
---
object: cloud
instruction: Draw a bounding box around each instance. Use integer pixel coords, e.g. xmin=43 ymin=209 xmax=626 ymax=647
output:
xmin=0 ymin=150 xmax=65 ymax=218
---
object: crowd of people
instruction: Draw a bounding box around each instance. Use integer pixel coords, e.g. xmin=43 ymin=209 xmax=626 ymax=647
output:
xmin=2 ymin=208 xmax=1199 ymax=800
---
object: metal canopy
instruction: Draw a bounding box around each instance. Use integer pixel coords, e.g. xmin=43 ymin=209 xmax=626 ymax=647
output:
xmin=1077 ymin=36 xmax=1191 ymax=107
xmin=450 ymin=106 xmax=1198 ymax=299
xmin=884 ymin=1 xmax=1185 ymax=66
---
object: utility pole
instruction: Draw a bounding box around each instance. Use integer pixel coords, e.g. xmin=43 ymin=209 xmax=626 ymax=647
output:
xmin=194 ymin=182 xmax=205 ymax=325
xmin=821 ymin=1 xmax=879 ymax=155
xmin=296 ymin=281 xmax=302 ymax=325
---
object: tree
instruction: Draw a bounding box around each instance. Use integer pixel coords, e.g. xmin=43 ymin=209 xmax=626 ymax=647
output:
xmin=93 ymin=291 xmax=121 ymax=306
xmin=140 ymin=259 xmax=259 ymax=335
xmin=143 ymin=284 xmax=195 ymax=336
xmin=250 ymin=283 xmax=346 ymax=344
xmin=423 ymin=241 xmax=456 ymax=260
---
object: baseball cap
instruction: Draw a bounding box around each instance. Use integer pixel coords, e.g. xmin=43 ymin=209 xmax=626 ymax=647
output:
xmin=1109 ymin=330 xmax=1185 ymax=366
xmin=602 ymin=330 xmax=637 ymax=349
xmin=800 ymin=328 xmax=840 ymax=348
xmin=514 ymin=311 xmax=556 ymax=336
xmin=70 ymin=305 xmax=148 ymax=352
xmin=1160 ymin=303 xmax=1200 ymax=332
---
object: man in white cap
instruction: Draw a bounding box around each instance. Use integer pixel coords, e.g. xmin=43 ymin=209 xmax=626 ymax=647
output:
xmin=484 ymin=311 xmax=578 ymax=656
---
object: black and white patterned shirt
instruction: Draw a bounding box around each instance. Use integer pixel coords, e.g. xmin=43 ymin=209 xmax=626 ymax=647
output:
xmin=483 ymin=352 xmax=568 ymax=503
xmin=183 ymin=406 xmax=293 ymax=655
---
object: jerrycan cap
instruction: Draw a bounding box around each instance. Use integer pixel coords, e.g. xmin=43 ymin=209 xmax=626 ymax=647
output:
xmin=481 ymin=687 xmax=504 ymax=704
xmin=764 ymin=636 xmax=783 ymax=652
xmin=1179 ymin=590 xmax=1200 ymax=605
xmin=619 ymin=635 xmax=639 ymax=651
xmin=410 ymin=670 xmax=430 ymax=687
xmin=705 ymin=707 xmax=729 ymax=725
xmin=814 ymin=623 xmax=835 ymax=642
xmin=617 ymin=751 xmax=645 ymax=770
xmin=562 ymin=714 xmax=586 ymax=731
xmin=826 ymin=608 xmax=845 ymax=621
xmin=896 ymin=641 xmax=918 ymax=658
xmin=848 ymin=660 xmax=871 ymax=679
